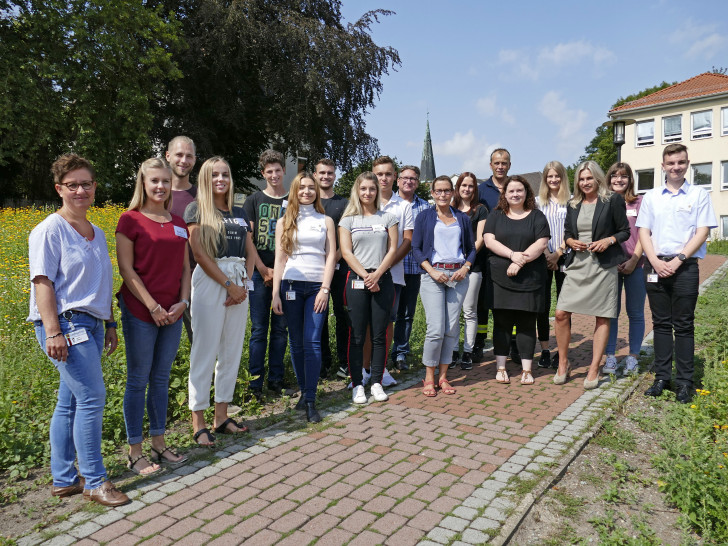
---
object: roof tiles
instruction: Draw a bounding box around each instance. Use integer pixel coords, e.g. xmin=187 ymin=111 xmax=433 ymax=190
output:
xmin=610 ymin=72 xmax=728 ymax=113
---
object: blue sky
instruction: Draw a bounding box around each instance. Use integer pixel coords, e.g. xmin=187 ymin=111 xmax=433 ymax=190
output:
xmin=339 ymin=0 xmax=728 ymax=177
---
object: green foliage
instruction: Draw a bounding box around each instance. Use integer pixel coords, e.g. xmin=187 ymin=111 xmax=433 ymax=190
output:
xmin=707 ymin=239 xmax=728 ymax=255
xmin=593 ymin=420 xmax=637 ymax=452
xmin=336 ymin=157 xmax=431 ymax=201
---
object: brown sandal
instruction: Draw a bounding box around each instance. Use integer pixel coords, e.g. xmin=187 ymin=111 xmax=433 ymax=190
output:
xmin=422 ymin=380 xmax=437 ymax=397
xmin=496 ymin=368 xmax=510 ymax=384
xmin=520 ymin=371 xmax=534 ymax=385
xmin=438 ymin=378 xmax=456 ymax=395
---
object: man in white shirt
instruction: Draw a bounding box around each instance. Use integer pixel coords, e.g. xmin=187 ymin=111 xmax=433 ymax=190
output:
xmin=637 ymin=143 xmax=717 ymax=404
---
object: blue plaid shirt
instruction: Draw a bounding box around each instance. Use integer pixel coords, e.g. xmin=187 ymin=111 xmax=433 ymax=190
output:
xmin=400 ymin=193 xmax=430 ymax=274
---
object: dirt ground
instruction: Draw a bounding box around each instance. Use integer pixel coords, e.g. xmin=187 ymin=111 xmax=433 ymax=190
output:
xmin=510 ymin=386 xmax=701 ymax=545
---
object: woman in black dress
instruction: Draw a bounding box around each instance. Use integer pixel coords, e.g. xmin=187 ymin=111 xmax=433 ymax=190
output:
xmin=483 ymin=176 xmax=550 ymax=384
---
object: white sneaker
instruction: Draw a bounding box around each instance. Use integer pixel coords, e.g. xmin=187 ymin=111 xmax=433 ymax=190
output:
xmin=603 ymin=354 xmax=618 ymax=375
xmin=370 ymin=383 xmax=389 ymax=402
xmin=362 ymin=368 xmax=371 ymax=386
xmin=623 ymin=355 xmax=639 ymax=376
xmin=381 ymin=368 xmax=397 ymax=387
xmin=352 ymin=385 xmax=367 ymax=404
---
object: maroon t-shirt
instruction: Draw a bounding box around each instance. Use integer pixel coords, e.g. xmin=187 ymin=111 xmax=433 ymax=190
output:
xmin=116 ymin=210 xmax=189 ymax=322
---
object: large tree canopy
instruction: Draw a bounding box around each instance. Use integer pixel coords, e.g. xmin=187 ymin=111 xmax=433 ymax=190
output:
xmin=0 ymin=0 xmax=400 ymax=201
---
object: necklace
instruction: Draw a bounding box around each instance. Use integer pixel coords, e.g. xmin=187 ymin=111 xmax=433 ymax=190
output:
xmin=141 ymin=209 xmax=170 ymax=227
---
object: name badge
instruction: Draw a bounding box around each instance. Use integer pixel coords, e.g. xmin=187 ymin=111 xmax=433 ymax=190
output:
xmin=560 ymin=265 xmax=566 ymax=273
xmin=173 ymin=225 xmax=188 ymax=239
xmin=235 ymin=218 xmax=247 ymax=228
xmin=281 ymin=200 xmax=288 ymax=209
xmin=65 ymin=328 xmax=89 ymax=346
xmin=647 ymin=273 xmax=659 ymax=283
xmin=353 ymin=280 xmax=365 ymax=289
xmin=372 ymin=224 xmax=385 ymax=232
xmin=335 ymin=263 xmax=340 ymax=271
xmin=246 ymin=280 xmax=254 ymax=291
xmin=286 ymin=291 xmax=296 ymax=301
xmin=626 ymin=209 xmax=638 ymax=217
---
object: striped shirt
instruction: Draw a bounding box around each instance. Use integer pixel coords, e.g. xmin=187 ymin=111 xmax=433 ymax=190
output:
xmin=400 ymin=194 xmax=430 ymax=275
xmin=537 ymin=196 xmax=568 ymax=253
xmin=28 ymin=213 xmax=113 ymax=321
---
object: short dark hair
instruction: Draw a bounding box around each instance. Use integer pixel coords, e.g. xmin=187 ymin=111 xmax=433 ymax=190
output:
xmin=431 ymin=175 xmax=454 ymax=190
xmin=259 ymin=149 xmax=285 ymax=170
xmin=51 ymin=154 xmax=95 ymax=185
xmin=496 ymin=175 xmax=535 ymax=213
xmin=315 ymin=158 xmax=335 ymax=169
xmin=372 ymin=155 xmax=396 ymax=172
xmin=662 ymin=143 xmax=688 ymax=160
xmin=490 ymin=148 xmax=511 ymax=162
xmin=398 ymin=165 xmax=420 ymax=178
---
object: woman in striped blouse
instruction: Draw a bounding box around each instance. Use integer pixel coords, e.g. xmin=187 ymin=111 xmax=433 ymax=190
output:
xmin=536 ymin=161 xmax=570 ymax=370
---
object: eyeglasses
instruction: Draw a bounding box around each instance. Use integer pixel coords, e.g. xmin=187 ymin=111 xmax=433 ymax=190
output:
xmin=59 ymin=181 xmax=95 ymax=191
xmin=399 ymin=176 xmax=419 ymax=183
xmin=432 ymin=189 xmax=453 ymax=195
xmin=610 ymin=174 xmax=629 ymax=180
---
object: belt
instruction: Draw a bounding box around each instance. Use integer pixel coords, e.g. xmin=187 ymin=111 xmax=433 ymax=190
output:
xmin=61 ymin=310 xmax=91 ymax=320
xmin=432 ymin=262 xmax=462 ymax=270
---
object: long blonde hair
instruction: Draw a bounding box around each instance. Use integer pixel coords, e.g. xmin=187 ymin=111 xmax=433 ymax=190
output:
xmin=538 ymin=161 xmax=570 ymax=206
xmin=128 ymin=158 xmax=172 ymax=211
xmin=279 ymin=172 xmax=324 ymax=256
xmin=196 ymin=157 xmax=235 ymax=259
xmin=570 ymin=160 xmax=611 ymax=208
xmin=341 ymin=172 xmax=380 ymax=218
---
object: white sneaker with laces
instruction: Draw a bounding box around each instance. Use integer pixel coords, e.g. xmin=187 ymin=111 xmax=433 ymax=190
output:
xmin=623 ymin=355 xmax=639 ymax=376
xmin=370 ymin=383 xmax=389 ymax=402
xmin=362 ymin=368 xmax=371 ymax=386
xmin=603 ymin=354 xmax=618 ymax=375
xmin=352 ymin=385 xmax=367 ymax=404
xmin=381 ymin=368 xmax=397 ymax=387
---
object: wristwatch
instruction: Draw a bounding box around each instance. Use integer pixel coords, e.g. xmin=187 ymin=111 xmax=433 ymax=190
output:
xmin=224 ymin=279 xmax=232 ymax=287
xmin=678 ymin=253 xmax=687 ymax=262
xmin=321 ymin=287 xmax=330 ymax=294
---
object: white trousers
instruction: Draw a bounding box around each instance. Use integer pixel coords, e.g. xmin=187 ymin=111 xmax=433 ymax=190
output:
xmin=188 ymin=257 xmax=248 ymax=411
xmin=461 ymin=271 xmax=483 ymax=352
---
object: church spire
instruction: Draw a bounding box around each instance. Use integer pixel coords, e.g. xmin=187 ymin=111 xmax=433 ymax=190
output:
xmin=420 ymin=114 xmax=436 ymax=183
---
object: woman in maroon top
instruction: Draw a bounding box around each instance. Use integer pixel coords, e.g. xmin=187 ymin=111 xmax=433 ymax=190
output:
xmin=116 ymin=158 xmax=191 ymax=475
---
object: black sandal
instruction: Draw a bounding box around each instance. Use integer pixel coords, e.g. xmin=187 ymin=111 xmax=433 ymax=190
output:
xmin=150 ymin=446 xmax=188 ymax=466
xmin=127 ymin=454 xmax=161 ymax=476
xmin=214 ymin=417 xmax=249 ymax=435
xmin=193 ymin=428 xmax=216 ymax=447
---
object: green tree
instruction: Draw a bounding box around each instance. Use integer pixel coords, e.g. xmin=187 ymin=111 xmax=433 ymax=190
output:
xmin=336 ymin=157 xmax=430 ymax=201
xmin=151 ymin=0 xmax=401 ymax=191
xmin=573 ymin=81 xmax=676 ymax=178
xmin=0 ymin=0 xmax=184 ymax=202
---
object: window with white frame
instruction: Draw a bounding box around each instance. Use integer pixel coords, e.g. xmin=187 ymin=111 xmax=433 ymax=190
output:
xmin=691 ymin=110 xmax=712 ymax=139
xmin=722 ymin=216 xmax=728 ymax=238
xmin=722 ymin=107 xmax=728 ymax=136
xmin=691 ymin=162 xmax=712 ymax=189
xmin=635 ymin=120 xmax=654 ymax=147
xmin=662 ymin=115 xmax=682 ymax=143
xmin=722 ymin=161 xmax=728 ymax=190
xmin=636 ymin=169 xmax=654 ymax=193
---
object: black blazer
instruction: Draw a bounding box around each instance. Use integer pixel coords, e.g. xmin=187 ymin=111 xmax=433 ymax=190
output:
xmin=563 ymin=192 xmax=630 ymax=269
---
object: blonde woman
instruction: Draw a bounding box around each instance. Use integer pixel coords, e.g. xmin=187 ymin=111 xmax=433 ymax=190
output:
xmin=271 ymin=173 xmax=336 ymax=422
xmin=554 ymin=161 xmax=630 ymax=389
xmin=116 ymin=158 xmax=191 ymax=474
xmin=536 ymin=161 xmax=570 ymax=370
xmin=184 ymin=157 xmax=258 ymax=446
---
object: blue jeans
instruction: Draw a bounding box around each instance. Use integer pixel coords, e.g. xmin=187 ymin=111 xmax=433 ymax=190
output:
xmin=120 ymin=296 xmax=183 ymax=445
xmin=249 ymin=270 xmax=287 ymax=389
xmin=419 ymin=271 xmax=469 ymax=367
xmin=391 ymin=273 xmax=421 ymax=360
xmin=35 ymin=312 xmax=107 ymax=490
xmin=281 ymin=280 xmax=327 ymax=402
xmin=606 ymin=265 xmax=646 ymax=355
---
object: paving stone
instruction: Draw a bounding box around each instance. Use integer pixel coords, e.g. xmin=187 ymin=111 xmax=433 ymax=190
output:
xmin=177 ymin=473 xmax=205 ymax=486
xmin=42 ymin=535 xmax=76 ymax=546
xmin=439 ymin=516 xmax=469 ymax=532
xmin=452 ymin=506 xmax=479 ymax=521
xmin=140 ymin=489 xmax=168 ymax=504
xmin=470 ymin=516 xmax=500 ymax=531
xmin=92 ymin=510 xmax=126 ymax=526
xmin=67 ymin=521 xmax=102 ymax=539
xmin=462 ymin=495 xmax=490 ymax=509
xmin=115 ymin=499 xmax=145 ymax=514
xmin=426 ymin=526 xmax=457 ymax=544
xmin=483 ymin=506 xmax=507 ymax=521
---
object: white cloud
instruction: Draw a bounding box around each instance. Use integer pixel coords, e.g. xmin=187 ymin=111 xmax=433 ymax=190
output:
xmin=669 ymin=18 xmax=726 ymax=59
xmin=539 ymin=91 xmax=588 ymax=158
xmin=685 ymin=33 xmax=726 ymax=60
xmin=433 ymin=131 xmax=498 ymax=175
xmin=498 ymin=49 xmax=539 ymax=80
xmin=476 ymin=94 xmax=516 ymax=126
xmin=496 ymin=41 xmax=615 ymax=80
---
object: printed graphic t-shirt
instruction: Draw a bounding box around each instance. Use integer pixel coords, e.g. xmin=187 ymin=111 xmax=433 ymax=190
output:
xmin=183 ymin=202 xmax=251 ymax=259
xmin=243 ymin=190 xmax=288 ymax=268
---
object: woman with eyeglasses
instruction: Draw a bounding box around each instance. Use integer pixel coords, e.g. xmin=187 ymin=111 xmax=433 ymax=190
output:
xmin=28 ymin=154 xmax=129 ymax=506
xmin=116 ymin=158 xmax=191 ymax=474
xmin=602 ymin=162 xmax=646 ymax=377
xmin=413 ymin=175 xmax=475 ymax=396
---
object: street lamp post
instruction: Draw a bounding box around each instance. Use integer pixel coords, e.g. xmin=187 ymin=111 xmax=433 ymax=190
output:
xmin=602 ymin=118 xmax=636 ymax=163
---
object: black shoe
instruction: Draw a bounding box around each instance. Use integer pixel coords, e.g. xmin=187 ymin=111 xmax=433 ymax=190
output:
xmin=248 ymin=387 xmax=263 ymax=402
xmin=537 ymin=350 xmax=551 ymax=369
xmin=336 ymin=366 xmax=349 ymax=379
xmin=460 ymin=352 xmax=473 ymax=370
xmin=267 ymin=381 xmax=284 ymax=395
xmin=472 ymin=345 xmax=484 ymax=363
xmin=550 ymin=351 xmax=559 ymax=369
xmin=645 ymin=379 xmax=670 ymax=397
xmin=306 ymin=402 xmax=322 ymax=423
xmin=396 ymin=357 xmax=409 ymax=371
xmin=675 ymin=384 xmax=693 ymax=404
xmin=510 ymin=341 xmax=521 ymax=366
xmin=294 ymin=397 xmax=306 ymax=411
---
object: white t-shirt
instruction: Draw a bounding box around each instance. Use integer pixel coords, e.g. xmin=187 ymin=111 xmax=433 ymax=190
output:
xmin=380 ymin=193 xmax=414 ymax=285
xmin=282 ymin=205 xmax=328 ymax=282
xmin=28 ymin=213 xmax=113 ymax=321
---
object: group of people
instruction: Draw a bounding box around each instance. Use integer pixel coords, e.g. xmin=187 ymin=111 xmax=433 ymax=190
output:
xmin=28 ymin=137 xmax=715 ymax=506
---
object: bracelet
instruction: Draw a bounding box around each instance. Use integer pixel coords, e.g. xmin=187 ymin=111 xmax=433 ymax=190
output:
xmin=105 ymin=321 xmax=118 ymax=329
xmin=47 ymin=332 xmax=64 ymax=340
xmin=181 ymin=299 xmax=190 ymax=308
xmin=151 ymin=304 xmax=162 ymax=314
xmin=509 ymin=251 xmax=514 ymax=260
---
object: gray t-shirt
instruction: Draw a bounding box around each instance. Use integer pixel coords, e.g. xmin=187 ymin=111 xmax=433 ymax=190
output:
xmin=339 ymin=211 xmax=398 ymax=270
